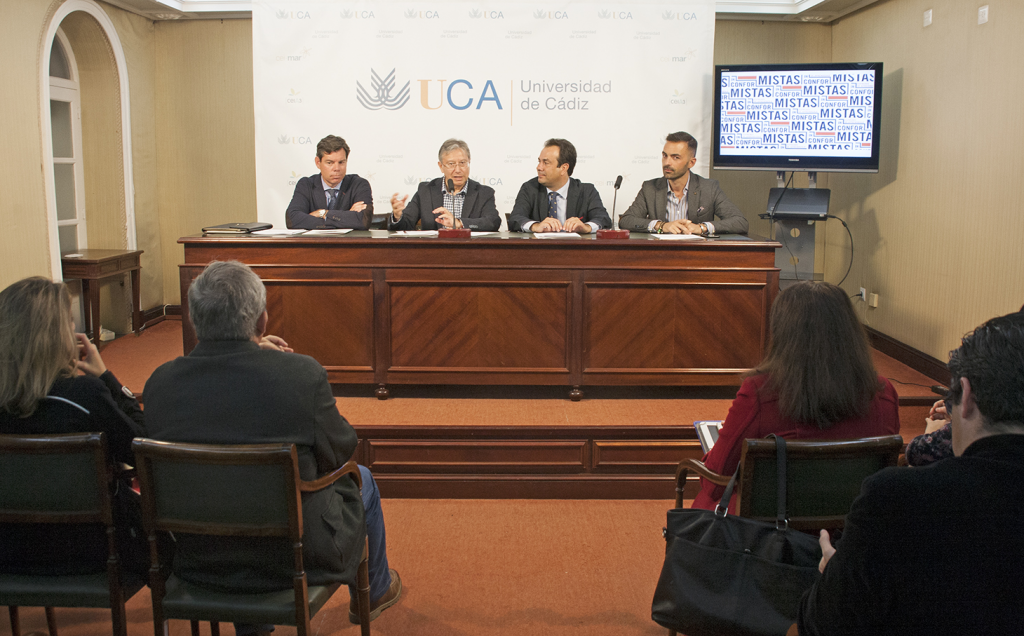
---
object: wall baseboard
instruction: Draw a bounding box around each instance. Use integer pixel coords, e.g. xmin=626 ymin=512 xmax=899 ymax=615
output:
xmin=866 ymin=326 xmax=949 ymax=386
xmin=166 ymin=304 xmax=182 ymax=317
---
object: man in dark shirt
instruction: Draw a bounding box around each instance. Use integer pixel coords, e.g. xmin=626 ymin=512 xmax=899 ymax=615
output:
xmin=285 ymin=135 xmax=373 ymax=230
xmin=798 ymin=311 xmax=1024 ymax=635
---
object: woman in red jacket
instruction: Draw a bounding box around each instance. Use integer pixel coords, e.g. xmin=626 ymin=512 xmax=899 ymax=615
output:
xmin=691 ymin=280 xmax=900 ymax=512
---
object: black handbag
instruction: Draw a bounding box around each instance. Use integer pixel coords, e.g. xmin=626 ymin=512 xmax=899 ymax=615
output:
xmin=652 ymin=435 xmax=821 ymax=636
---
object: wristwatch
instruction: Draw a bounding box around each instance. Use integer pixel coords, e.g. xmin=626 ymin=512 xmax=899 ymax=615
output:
xmin=319 ymin=209 xmax=328 ymax=219
xmin=655 ymin=221 xmax=665 ymax=234
xmin=699 ymin=223 xmax=709 ymax=236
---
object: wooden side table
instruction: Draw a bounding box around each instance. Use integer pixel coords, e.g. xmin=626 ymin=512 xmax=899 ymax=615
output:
xmin=61 ymin=249 xmax=144 ymax=344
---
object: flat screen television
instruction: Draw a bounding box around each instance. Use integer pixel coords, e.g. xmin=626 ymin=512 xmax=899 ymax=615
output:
xmin=713 ymin=62 xmax=883 ymax=173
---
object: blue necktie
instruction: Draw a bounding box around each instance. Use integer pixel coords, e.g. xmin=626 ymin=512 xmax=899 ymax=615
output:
xmin=327 ymin=189 xmax=338 ymax=209
xmin=547 ymin=192 xmax=559 ymax=219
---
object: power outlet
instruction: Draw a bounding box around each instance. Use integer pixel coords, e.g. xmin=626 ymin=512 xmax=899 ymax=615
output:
xmin=858 ymin=287 xmax=867 ymax=302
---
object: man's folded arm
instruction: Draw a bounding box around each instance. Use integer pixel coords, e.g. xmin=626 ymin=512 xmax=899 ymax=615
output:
xmin=465 ymin=188 xmax=501 ymax=231
xmin=709 ymin=184 xmax=748 ymax=234
xmin=508 ymin=183 xmax=536 ymax=232
xmin=617 ymin=188 xmax=651 ymax=232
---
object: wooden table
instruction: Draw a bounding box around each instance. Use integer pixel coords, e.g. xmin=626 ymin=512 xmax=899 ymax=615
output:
xmin=61 ymin=249 xmax=143 ymax=344
xmin=179 ymin=232 xmax=780 ymax=399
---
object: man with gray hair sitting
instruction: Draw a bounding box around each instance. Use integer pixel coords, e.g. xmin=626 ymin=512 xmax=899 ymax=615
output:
xmin=388 ymin=137 xmax=501 ymax=231
xmin=143 ymin=260 xmax=401 ymax=630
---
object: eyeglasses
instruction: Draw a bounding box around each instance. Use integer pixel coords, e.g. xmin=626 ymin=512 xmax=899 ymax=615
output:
xmin=442 ymin=161 xmax=470 ymax=170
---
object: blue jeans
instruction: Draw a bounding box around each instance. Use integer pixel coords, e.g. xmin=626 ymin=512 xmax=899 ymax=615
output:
xmin=357 ymin=465 xmax=393 ymax=602
xmin=235 ymin=465 xmax=392 ymax=635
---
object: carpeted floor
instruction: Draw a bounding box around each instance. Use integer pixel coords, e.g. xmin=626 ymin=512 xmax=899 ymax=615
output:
xmin=5 ymin=499 xmax=674 ymax=636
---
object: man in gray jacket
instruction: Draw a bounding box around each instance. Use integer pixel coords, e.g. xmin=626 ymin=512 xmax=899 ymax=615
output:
xmin=618 ymin=131 xmax=748 ymax=236
xmin=144 ymin=261 xmax=401 ymax=629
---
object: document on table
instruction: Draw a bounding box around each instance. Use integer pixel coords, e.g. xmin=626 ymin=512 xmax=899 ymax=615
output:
xmin=471 ymin=232 xmax=500 ymax=237
xmin=303 ymin=229 xmax=354 ymax=235
xmin=251 ymin=229 xmax=307 ymax=236
xmin=650 ymin=234 xmax=704 ymax=241
xmin=391 ymin=230 xmax=439 ymax=237
xmin=533 ymin=232 xmax=583 ymax=239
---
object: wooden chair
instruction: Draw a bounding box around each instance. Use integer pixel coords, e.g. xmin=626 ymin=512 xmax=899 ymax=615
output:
xmin=675 ymin=435 xmax=904 ymax=530
xmin=131 ymin=439 xmax=371 ymax=636
xmin=667 ymin=435 xmax=904 ymax=636
xmin=0 ymin=432 xmax=145 ymax=636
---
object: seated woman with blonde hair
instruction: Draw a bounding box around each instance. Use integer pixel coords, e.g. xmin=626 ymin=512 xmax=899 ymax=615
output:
xmin=0 ymin=277 xmax=147 ymax=577
xmin=692 ymin=280 xmax=901 ymax=512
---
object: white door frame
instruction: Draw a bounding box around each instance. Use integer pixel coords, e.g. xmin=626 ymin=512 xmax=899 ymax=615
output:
xmin=40 ymin=0 xmax=137 ymax=280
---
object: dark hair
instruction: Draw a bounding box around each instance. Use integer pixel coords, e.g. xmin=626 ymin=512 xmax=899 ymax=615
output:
xmin=316 ymin=135 xmax=350 ymax=160
xmin=946 ymin=312 xmax=1024 ymax=429
xmin=754 ymin=281 xmax=881 ymax=428
xmin=544 ymin=138 xmax=577 ymax=176
xmin=665 ymin=131 xmax=698 ymax=154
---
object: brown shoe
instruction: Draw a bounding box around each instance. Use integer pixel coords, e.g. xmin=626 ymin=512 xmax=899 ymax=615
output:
xmin=349 ymin=569 xmax=402 ymax=624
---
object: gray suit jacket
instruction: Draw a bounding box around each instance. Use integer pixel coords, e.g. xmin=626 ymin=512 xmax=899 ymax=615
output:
xmin=389 ymin=177 xmax=500 ymax=231
xmin=142 ymin=340 xmax=365 ymax=593
xmin=618 ymin=173 xmax=748 ymax=234
xmin=508 ymin=177 xmax=612 ymax=232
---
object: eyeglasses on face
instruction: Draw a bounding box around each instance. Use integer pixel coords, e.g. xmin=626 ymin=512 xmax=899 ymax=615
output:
xmin=442 ymin=161 xmax=470 ymax=170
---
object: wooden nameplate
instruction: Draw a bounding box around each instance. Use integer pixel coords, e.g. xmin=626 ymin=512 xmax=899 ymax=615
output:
xmin=439 ymin=228 xmax=471 ymax=238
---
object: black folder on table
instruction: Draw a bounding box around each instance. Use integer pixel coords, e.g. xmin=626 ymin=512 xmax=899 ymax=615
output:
xmin=202 ymin=222 xmax=273 ymax=234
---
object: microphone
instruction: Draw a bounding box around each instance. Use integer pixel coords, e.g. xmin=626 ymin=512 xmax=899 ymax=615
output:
xmin=445 ymin=178 xmax=456 ymax=229
xmin=612 ymin=175 xmax=623 ymax=229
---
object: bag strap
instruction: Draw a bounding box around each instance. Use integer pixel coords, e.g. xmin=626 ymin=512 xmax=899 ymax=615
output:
xmin=771 ymin=434 xmax=789 ymax=530
xmin=714 ymin=434 xmax=790 ymax=527
xmin=714 ymin=466 xmax=741 ymax=517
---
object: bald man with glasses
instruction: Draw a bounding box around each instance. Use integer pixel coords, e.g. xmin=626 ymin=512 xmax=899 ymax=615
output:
xmin=388 ymin=138 xmax=501 ymax=231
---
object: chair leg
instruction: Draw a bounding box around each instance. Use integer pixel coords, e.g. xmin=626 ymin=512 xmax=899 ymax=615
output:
xmin=45 ymin=607 xmax=59 ymax=636
xmin=8 ymin=606 xmax=21 ymax=636
xmin=357 ymin=541 xmax=371 ymax=636
xmin=209 ymin=622 xmax=220 ymax=636
xmin=189 ymin=620 xmax=200 ymax=636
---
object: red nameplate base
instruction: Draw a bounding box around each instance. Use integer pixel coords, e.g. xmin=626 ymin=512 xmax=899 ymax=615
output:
xmin=596 ymin=229 xmax=630 ymax=240
xmin=439 ymin=228 xmax=472 ymax=238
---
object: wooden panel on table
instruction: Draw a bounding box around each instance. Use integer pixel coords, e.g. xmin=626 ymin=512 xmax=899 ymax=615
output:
xmin=388 ymin=269 xmax=571 ymax=372
xmin=584 ymin=270 xmax=769 ymax=372
xmin=264 ymin=278 xmax=374 ymax=371
xmin=365 ymin=440 xmax=587 ymax=474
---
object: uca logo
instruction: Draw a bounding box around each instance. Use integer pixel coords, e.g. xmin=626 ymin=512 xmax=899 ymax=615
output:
xmin=404 ymin=176 xmax=418 ymax=186
xmin=356 ymin=68 xmax=411 ymax=110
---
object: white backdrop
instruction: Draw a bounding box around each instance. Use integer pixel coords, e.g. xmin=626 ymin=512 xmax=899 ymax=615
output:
xmin=252 ymin=0 xmax=715 ymax=229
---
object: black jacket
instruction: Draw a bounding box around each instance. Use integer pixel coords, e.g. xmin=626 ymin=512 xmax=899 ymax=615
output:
xmin=508 ymin=177 xmax=611 ymax=232
xmin=143 ymin=340 xmax=364 ymax=592
xmin=285 ymin=173 xmax=373 ymax=230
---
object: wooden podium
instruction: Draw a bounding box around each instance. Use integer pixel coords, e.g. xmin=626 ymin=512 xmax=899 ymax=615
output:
xmin=179 ymin=232 xmax=780 ymax=399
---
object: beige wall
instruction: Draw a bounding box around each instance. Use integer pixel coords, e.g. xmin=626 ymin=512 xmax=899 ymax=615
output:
xmin=0 ymin=1 xmax=55 ymax=285
xmin=2 ymin=2 xmax=1021 ymax=358
xmin=155 ymin=19 xmax=257 ymax=304
xmin=827 ymin=0 xmax=1024 ymax=358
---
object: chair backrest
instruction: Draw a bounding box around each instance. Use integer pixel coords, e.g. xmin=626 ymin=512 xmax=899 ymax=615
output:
xmin=735 ymin=435 xmax=904 ymax=531
xmin=0 ymin=432 xmax=111 ymax=526
xmin=132 ymin=439 xmax=303 ymax=542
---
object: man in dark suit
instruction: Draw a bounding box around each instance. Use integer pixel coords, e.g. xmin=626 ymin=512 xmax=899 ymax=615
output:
xmin=388 ymin=138 xmax=500 ymax=231
xmin=618 ymin=131 xmax=747 ymax=236
xmin=508 ymin=138 xmax=612 ymax=234
xmin=285 ymin=135 xmax=373 ymax=230
xmin=143 ymin=261 xmax=401 ymax=628
xmin=797 ymin=311 xmax=1024 ymax=636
